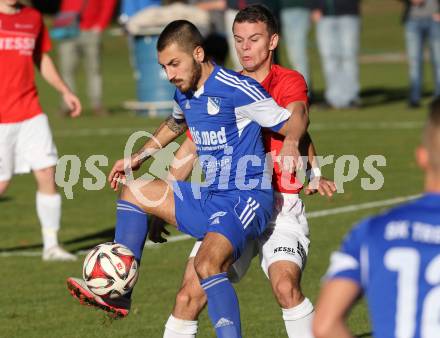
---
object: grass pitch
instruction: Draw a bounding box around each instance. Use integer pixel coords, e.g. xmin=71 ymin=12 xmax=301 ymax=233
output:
xmin=0 ymin=1 xmax=432 ymax=337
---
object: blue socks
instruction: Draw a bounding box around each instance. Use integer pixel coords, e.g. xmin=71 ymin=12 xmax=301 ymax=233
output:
xmin=113 ymin=200 xmax=241 ymax=338
xmin=201 ymin=272 xmax=242 ymax=338
xmin=114 ymin=200 xmax=148 ymax=263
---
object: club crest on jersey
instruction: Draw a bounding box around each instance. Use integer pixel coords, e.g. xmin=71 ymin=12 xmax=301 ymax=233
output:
xmin=207 ymin=97 xmax=221 ymax=115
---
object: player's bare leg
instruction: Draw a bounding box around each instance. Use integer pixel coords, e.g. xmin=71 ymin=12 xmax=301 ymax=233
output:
xmin=268 ymin=261 xmax=314 ymax=338
xmin=0 ymin=180 xmax=10 ymax=196
xmin=164 ymin=258 xmax=207 ymax=338
xmin=269 ymin=261 xmax=304 ymax=308
xmin=164 ymin=232 xmax=241 ymax=337
xmin=33 ymin=166 xmax=76 ymax=261
xmin=173 ymin=258 xmax=207 ymax=319
xmin=67 ymin=178 xmax=177 ymax=317
xmin=120 ymin=178 xmax=177 ymax=225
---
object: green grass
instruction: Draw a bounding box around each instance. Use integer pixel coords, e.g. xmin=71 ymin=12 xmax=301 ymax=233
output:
xmin=0 ymin=0 xmax=434 ymax=337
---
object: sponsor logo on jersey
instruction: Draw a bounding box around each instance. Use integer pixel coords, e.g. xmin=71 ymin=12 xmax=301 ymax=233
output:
xmin=0 ymin=37 xmax=35 ymax=55
xmin=207 ymin=97 xmax=221 ymax=115
xmin=184 ymin=100 xmax=191 ymax=109
xmin=203 ymin=157 xmax=231 ymax=175
xmin=15 ymin=23 xmax=34 ymax=30
xmin=189 ymin=126 xmax=227 ymax=146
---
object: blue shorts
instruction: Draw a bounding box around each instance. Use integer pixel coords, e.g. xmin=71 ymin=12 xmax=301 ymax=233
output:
xmin=173 ymin=181 xmax=274 ymax=259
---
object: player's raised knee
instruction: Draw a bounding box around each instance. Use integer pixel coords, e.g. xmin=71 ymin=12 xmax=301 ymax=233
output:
xmin=273 ymin=278 xmax=303 ymax=308
xmin=193 ymin=256 xmax=220 ymax=279
xmin=176 ymin=285 xmax=204 ymax=309
xmin=175 ymin=287 xmax=193 ymax=308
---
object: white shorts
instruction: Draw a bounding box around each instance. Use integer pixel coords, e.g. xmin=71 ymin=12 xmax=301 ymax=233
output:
xmin=0 ymin=114 xmax=58 ymax=181
xmin=189 ymin=192 xmax=310 ymax=282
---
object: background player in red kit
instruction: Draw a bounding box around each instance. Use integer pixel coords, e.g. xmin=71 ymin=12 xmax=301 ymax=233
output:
xmin=158 ymin=5 xmax=337 ymax=338
xmin=0 ymin=0 xmax=81 ymax=261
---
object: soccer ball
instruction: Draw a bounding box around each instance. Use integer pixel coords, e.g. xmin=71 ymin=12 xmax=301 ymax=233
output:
xmin=82 ymin=242 xmax=139 ymax=299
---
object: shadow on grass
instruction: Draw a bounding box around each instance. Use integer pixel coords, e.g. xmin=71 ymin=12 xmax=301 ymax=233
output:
xmin=63 ymin=228 xmax=115 ymax=251
xmin=0 ymin=196 xmax=13 ymax=203
xmin=0 ymin=227 xmax=114 ymax=253
xmin=311 ymin=86 xmax=434 ymax=108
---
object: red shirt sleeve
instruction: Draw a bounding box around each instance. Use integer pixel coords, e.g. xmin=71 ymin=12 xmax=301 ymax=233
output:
xmin=278 ymin=72 xmax=308 ymax=108
xmin=34 ymin=16 xmax=51 ymax=58
xmin=39 ymin=24 xmax=52 ymax=53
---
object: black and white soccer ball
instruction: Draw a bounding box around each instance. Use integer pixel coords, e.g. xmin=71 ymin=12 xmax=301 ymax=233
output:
xmin=82 ymin=242 xmax=139 ymax=299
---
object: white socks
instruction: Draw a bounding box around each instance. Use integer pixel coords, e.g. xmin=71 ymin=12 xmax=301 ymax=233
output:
xmin=163 ymin=300 xmax=313 ymax=338
xmin=164 ymin=315 xmax=198 ymax=338
xmin=36 ymin=192 xmax=61 ymax=250
xmin=282 ymin=297 xmax=314 ymax=338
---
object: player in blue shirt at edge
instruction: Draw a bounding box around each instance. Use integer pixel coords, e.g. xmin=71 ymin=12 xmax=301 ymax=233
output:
xmin=313 ymin=98 xmax=440 ymax=338
xmin=67 ymin=20 xmax=309 ymax=338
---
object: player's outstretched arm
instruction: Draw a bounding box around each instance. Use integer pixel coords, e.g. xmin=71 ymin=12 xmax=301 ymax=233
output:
xmin=108 ymin=115 xmax=188 ymax=191
xmin=313 ymin=279 xmax=360 ymax=338
xmin=35 ymin=53 xmax=81 ymax=118
xmin=277 ymin=101 xmax=309 ymax=173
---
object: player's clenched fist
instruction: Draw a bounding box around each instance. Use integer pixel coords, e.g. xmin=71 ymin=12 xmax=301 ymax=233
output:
xmin=62 ymin=91 xmax=81 ymax=118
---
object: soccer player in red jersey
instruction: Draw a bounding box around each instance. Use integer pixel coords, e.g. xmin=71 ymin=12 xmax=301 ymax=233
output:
xmin=158 ymin=5 xmax=336 ymax=338
xmin=0 ymin=0 xmax=81 ymax=260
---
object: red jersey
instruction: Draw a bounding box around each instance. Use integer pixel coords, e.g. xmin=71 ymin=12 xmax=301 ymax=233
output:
xmin=0 ymin=6 xmax=51 ymax=123
xmin=262 ymin=64 xmax=308 ymax=194
xmin=60 ymin=0 xmax=116 ymax=31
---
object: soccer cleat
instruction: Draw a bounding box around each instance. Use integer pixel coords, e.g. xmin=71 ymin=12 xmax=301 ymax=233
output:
xmin=43 ymin=245 xmax=77 ymax=261
xmin=66 ymin=277 xmax=131 ymax=319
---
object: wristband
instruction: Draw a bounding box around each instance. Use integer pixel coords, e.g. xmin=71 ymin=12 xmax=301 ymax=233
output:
xmin=308 ymin=167 xmax=322 ymax=181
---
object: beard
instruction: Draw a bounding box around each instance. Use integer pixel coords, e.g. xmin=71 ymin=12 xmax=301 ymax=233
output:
xmin=175 ymin=59 xmax=202 ymax=93
xmin=189 ymin=60 xmax=202 ymax=92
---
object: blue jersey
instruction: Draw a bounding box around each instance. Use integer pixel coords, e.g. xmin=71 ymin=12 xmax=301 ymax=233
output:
xmin=173 ymin=65 xmax=291 ymax=191
xmin=326 ymin=193 xmax=440 ymax=338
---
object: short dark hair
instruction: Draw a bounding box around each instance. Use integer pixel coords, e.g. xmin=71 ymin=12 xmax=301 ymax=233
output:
xmin=157 ymin=20 xmax=204 ymax=55
xmin=233 ymin=4 xmax=279 ymax=36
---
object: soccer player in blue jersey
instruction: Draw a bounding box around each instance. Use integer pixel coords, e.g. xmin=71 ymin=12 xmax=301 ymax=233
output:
xmin=312 ymin=99 xmax=440 ymax=338
xmin=67 ymin=20 xmax=309 ymax=337
xmin=159 ymin=6 xmax=337 ymax=338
